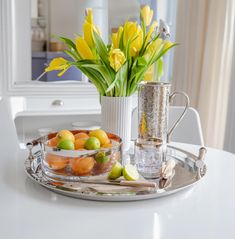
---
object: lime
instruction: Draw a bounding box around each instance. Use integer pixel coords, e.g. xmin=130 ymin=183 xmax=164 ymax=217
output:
xmin=95 ymin=152 xmax=110 ymax=164
xmin=84 ymin=137 xmax=101 ymax=150
xmin=123 ymin=164 xmax=139 ymax=181
xmin=108 ymin=161 xmax=123 ymax=179
xmin=57 ymin=139 xmax=75 ymax=150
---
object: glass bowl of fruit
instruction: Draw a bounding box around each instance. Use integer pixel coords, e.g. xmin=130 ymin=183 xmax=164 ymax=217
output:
xmin=42 ymin=129 xmax=122 ymax=181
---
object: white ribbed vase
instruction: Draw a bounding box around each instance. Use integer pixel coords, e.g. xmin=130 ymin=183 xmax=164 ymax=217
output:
xmin=101 ymin=96 xmax=132 ymax=152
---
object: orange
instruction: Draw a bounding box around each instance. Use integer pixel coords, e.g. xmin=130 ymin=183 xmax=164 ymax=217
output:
xmin=46 ymin=153 xmax=68 ymax=170
xmin=48 ymin=137 xmax=58 ymax=147
xmin=74 ymin=138 xmax=86 ymax=150
xmin=71 ymin=157 xmax=95 ymax=175
xmin=89 ymin=129 xmax=109 ymax=145
xmin=56 ymin=130 xmax=75 ymax=142
xmin=74 ymin=132 xmax=89 ymax=140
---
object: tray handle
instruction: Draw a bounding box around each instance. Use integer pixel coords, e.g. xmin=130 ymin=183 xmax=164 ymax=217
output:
xmin=26 ymin=136 xmax=47 ymax=161
xmin=198 ymin=147 xmax=207 ymax=160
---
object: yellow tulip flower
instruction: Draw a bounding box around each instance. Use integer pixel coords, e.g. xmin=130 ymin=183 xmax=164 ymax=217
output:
xmin=140 ymin=5 xmax=153 ymax=26
xmin=45 ymin=57 xmax=69 ymax=76
xmin=123 ymin=21 xmax=143 ymax=57
xmin=75 ymin=36 xmax=95 ymax=59
xmin=83 ymin=8 xmax=100 ymax=49
xmin=109 ymin=48 xmax=126 ymax=72
xmin=111 ymin=26 xmax=123 ymax=49
xmin=144 ymin=21 xmax=158 ymax=48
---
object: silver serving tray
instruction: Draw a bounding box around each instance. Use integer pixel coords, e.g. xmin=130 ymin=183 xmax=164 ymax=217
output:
xmin=24 ymin=144 xmax=207 ymax=202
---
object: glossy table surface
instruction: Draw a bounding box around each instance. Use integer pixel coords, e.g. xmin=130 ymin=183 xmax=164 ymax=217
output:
xmin=1 ymin=142 xmax=235 ymax=239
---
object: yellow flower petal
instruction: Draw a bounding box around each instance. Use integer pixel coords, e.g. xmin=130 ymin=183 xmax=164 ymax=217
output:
xmin=109 ymin=48 xmax=126 ymax=72
xmin=112 ymin=26 xmax=123 ymax=49
xmin=112 ymin=33 xmax=118 ymax=49
xmin=123 ymin=21 xmax=143 ymax=57
xmin=123 ymin=21 xmax=136 ymax=45
xmin=83 ymin=21 xmax=94 ymax=49
xmin=130 ymin=25 xmax=143 ymax=56
xmin=45 ymin=57 xmax=69 ymax=77
xmin=140 ymin=5 xmax=153 ymax=26
xmin=83 ymin=9 xmax=100 ymax=49
xmin=117 ymin=26 xmax=123 ymax=47
xmin=75 ymin=37 xmax=95 ymax=59
xmin=85 ymin=8 xmax=93 ymax=24
xmin=148 ymin=10 xmax=154 ymax=26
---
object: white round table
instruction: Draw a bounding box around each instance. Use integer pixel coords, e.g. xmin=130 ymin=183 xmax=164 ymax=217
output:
xmin=0 ymin=143 xmax=234 ymax=239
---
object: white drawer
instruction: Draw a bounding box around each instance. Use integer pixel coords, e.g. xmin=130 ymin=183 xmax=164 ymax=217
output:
xmin=25 ymin=96 xmax=100 ymax=111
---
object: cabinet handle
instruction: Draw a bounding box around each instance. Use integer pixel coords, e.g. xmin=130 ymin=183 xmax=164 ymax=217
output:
xmin=51 ymin=100 xmax=64 ymax=106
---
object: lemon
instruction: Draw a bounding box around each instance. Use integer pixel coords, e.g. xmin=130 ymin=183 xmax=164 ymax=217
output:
xmin=57 ymin=139 xmax=75 ymax=150
xmin=84 ymin=137 xmax=101 ymax=150
xmin=56 ymin=130 xmax=75 ymax=142
xmin=95 ymin=152 xmax=110 ymax=164
xmin=123 ymin=164 xmax=139 ymax=181
xmin=108 ymin=161 xmax=123 ymax=179
xmin=89 ymin=129 xmax=110 ymax=145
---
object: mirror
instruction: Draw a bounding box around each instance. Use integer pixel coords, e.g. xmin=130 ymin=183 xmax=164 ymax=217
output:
xmin=31 ymin=0 xmax=156 ymax=82
xmin=30 ymin=0 xmax=176 ymax=84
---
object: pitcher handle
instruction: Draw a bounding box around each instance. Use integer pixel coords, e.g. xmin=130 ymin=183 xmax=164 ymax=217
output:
xmin=167 ymin=91 xmax=190 ymax=143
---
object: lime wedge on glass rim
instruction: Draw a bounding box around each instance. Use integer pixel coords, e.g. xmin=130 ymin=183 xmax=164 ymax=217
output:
xmin=123 ymin=164 xmax=139 ymax=181
xmin=108 ymin=161 xmax=123 ymax=179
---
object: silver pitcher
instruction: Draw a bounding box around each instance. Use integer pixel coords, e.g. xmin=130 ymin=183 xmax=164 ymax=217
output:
xmin=135 ymin=82 xmax=189 ymax=179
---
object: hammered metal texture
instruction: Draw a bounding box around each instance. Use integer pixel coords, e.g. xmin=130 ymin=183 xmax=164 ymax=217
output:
xmin=138 ymin=82 xmax=171 ymax=144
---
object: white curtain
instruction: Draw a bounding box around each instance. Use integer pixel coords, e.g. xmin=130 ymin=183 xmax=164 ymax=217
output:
xmin=172 ymin=0 xmax=235 ymax=148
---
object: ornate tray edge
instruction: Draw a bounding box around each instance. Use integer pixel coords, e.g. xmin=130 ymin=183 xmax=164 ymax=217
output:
xmin=24 ymin=145 xmax=207 ymax=202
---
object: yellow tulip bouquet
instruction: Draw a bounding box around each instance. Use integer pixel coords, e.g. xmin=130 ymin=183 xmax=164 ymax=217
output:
xmin=45 ymin=5 xmax=176 ymax=97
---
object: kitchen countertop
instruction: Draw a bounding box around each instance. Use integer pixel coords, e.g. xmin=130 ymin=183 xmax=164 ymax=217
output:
xmin=1 ymin=142 xmax=235 ymax=239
